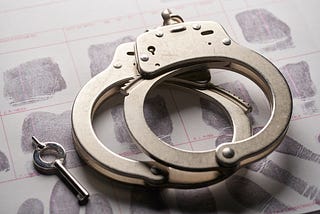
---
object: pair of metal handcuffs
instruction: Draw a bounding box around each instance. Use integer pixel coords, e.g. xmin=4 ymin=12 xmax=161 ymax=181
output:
xmin=71 ymin=10 xmax=292 ymax=188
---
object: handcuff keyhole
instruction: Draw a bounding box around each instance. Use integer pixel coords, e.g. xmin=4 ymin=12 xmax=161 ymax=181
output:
xmin=148 ymin=46 xmax=156 ymax=55
xmin=201 ymin=30 xmax=214 ymax=35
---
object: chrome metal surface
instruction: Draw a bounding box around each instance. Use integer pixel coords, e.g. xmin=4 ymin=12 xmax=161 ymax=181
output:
xmin=32 ymin=137 xmax=89 ymax=204
xmin=222 ymin=38 xmax=231 ymax=45
xmin=124 ymin=15 xmax=292 ymax=171
xmin=71 ymin=41 xmax=253 ymax=187
xmin=222 ymin=147 xmax=235 ymax=159
xmin=72 ymin=63 xmax=251 ymax=187
xmin=192 ymin=24 xmax=201 ymax=30
xmin=155 ymin=31 xmax=164 ymax=37
xmin=161 ymin=9 xmax=184 ymax=26
xmin=71 ymin=9 xmax=292 ymax=188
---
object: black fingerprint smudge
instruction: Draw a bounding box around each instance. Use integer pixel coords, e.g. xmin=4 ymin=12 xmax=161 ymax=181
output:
xmin=200 ymin=98 xmax=231 ymax=131
xmin=88 ymin=36 xmax=134 ymax=77
xmin=0 ymin=150 xmax=10 ymax=172
xmin=236 ymin=9 xmax=294 ymax=51
xmin=50 ymin=180 xmax=80 ymax=214
xmin=20 ymin=111 xmax=82 ymax=169
xmin=280 ymin=61 xmax=316 ymax=100
xmin=17 ymin=198 xmax=44 ymax=214
xmin=130 ymin=187 xmax=169 ymax=214
xmin=85 ymin=193 xmax=113 ymax=214
xmin=226 ymin=175 xmax=292 ymax=213
xmin=175 ymin=188 xmax=217 ymax=213
xmin=3 ymin=57 xmax=66 ymax=106
xmin=111 ymin=95 xmax=173 ymax=153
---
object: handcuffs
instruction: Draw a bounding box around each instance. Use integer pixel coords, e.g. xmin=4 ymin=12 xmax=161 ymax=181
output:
xmin=71 ymin=9 xmax=292 ymax=188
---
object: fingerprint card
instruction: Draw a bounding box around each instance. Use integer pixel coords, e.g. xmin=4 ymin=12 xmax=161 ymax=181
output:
xmin=0 ymin=0 xmax=320 ymax=213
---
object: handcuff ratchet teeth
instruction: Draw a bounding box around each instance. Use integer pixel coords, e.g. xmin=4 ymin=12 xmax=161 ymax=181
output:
xmin=71 ymin=9 xmax=292 ymax=188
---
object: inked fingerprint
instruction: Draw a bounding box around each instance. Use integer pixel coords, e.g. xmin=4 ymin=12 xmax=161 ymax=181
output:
xmin=144 ymin=95 xmax=173 ymax=144
xmin=302 ymin=100 xmax=318 ymax=114
xmin=65 ymin=150 xmax=84 ymax=168
xmin=248 ymin=158 xmax=308 ymax=194
xmin=17 ymin=198 xmax=44 ymax=214
xmin=3 ymin=58 xmax=66 ymax=106
xmin=280 ymin=61 xmax=316 ymax=99
xmin=236 ymin=9 xmax=293 ymax=51
xmin=50 ymin=180 xmax=80 ymax=214
xmin=0 ymin=150 xmax=10 ymax=172
xmin=130 ymin=187 xmax=169 ymax=214
xmin=175 ymin=188 xmax=217 ymax=213
xmin=20 ymin=111 xmax=82 ymax=169
xmin=215 ymin=127 xmax=233 ymax=146
xmin=245 ymin=128 xmax=320 ymax=203
xmin=276 ymin=135 xmax=320 ymax=164
xmin=222 ymin=127 xmax=320 ymax=206
xmin=111 ymin=95 xmax=173 ymax=153
xmin=304 ymin=186 xmax=320 ymax=204
xmin=21 ymin=111 xmax=73 ymax=152
xmin=200 ymin=98 xmax=231 ymax=131
xmin=111 ymin=103 xmax=140 ymax=153
xmin=248 ymin=158 xmax=320 ymax=204
xmin=85 ymin=193 xmax=113 ymax=214
xmin=226 ymin=175 xmax=291 ymax=213
xmin=88 ymin=36 xmax=134 ymax=77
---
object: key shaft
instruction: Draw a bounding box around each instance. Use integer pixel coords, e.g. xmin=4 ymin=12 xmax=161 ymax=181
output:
xmin=32 ymin=136 xmax=90 ymax=205
xmin=54 ymin=159 xmax=89 ymax=205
